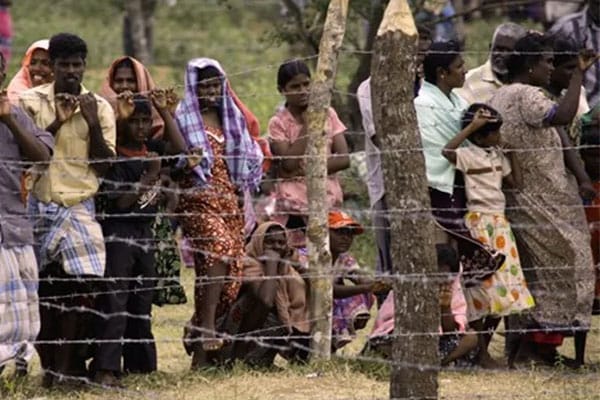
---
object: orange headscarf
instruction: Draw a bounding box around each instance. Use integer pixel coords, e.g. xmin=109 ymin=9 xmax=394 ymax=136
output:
xmin=7 ymin=39 xmax=50 ymax=105
xmin=99 ymin=56 xmax=165 ymax=139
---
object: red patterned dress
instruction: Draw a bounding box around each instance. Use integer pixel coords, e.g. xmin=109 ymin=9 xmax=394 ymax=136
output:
xmin=177 ymin=126 xmax=245 ymax=341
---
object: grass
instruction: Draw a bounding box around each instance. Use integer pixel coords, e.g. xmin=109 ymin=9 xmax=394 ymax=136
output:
xmin=4 ymin=1 xmax=600 ymax=399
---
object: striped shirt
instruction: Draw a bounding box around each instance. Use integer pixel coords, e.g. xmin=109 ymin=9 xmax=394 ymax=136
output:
xmin=550 ymin=7 xmax=600 ymax=108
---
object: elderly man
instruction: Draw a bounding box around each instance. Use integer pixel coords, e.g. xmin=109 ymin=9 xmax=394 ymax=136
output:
xmin=550 ymin=0 xmax=600 ymax=108
xmin=455 ymin=22 xmax=527 ymax=104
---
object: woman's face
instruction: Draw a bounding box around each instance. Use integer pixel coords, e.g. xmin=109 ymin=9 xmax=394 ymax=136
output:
xmin=263 ymin=228 xmax=288 ymax=258
xmin=28 ymin=48 xmax=52 ymax=87
xmin=550 ymin=58 xmax=577 ymax=90
xmin=280 ymin=73 xmax=311 ymax=109
xmin=440 ymin=55 xmax=466 ymax=89
xmin=329 ymin=227 xmax=355 ymax=254
xmin=112 ymin=66 xmax=138 ymax=94
xmin=529 ymin=52 xmax=555 ymax=87
xmin=196 ymin=76 xmax=222 ymax=110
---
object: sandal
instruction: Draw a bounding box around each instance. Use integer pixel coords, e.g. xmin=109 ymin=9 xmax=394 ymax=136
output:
xmin=202 ymin=337 xmax=224 ymax=352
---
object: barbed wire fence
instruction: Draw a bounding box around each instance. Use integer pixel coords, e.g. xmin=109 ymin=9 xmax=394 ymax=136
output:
xmin=1 ymin=0 xmax=600 ymax=399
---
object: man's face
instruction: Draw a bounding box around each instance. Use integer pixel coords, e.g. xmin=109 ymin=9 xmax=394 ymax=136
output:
xmin=490 ymin=34 xmax=517 ymax=76
xmin=53 ymin=54 xmax=86 ymax=92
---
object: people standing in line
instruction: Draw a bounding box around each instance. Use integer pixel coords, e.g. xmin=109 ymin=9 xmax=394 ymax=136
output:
xmin=0 ymin=51 xmax=53 ymax=377
xmin=19 ymin=33 xmax=116 ymax=386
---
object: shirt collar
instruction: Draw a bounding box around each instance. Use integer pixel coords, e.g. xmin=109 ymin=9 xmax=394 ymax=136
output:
xmin=481 ymin=60 xmax=502 ymax=85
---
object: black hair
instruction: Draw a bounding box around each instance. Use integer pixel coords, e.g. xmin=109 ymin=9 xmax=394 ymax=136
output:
xmin=0 ymin=51 xmax=5 ymax=72
xmin=48 ymin=33 xmax=88 ymax=62
xmin=196 ymin=66 xmax=222 ymax=82
xmin=131 ymin=94 xmax=152 ymax=116
xmin=113 ymin=57 xmax=136 ymax=79
xmin=422 ymin=41 xmax=461 ymax=85
xmin=277 ymin=59 xmax=311 ymax=90
xmin=436 ymin=243 xmax=459 ymax=274
xmin=461 ymin=103 xmax=503 ymax=144
xmin=549 ymin=33 xmax=580 ymax=67
xmin=505 ymin=32 xmax=552 ymax=80
xmin=417 ymin=24 xmax=432 ymax=41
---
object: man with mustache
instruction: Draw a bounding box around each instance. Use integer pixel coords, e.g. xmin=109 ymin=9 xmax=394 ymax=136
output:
xmin=19 ymin=32 xmax=116 ymax=387
xmin=456 ymin=22 xmax=527 ymax=104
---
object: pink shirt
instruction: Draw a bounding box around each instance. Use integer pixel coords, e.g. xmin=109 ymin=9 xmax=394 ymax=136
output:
xmin=268 ymin=106 xmax=346 ymax=215
xmin=370 ymin=274 xmax=468 ymax=338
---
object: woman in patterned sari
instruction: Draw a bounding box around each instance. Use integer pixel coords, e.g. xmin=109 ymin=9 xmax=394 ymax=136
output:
xmin=174 ymin=58 xmax=263 ymax=368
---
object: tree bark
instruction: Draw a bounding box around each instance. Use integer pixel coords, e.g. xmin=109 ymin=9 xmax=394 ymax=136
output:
xmin=371 ymin=0 xmax=439 ymax=398
xmin=123 ymin=0 xmax=156 ymax=64
xmin=345 ymin=0 xmax=386 ymax=151
xmin=306 ymin=0 xmax=349 ymax=361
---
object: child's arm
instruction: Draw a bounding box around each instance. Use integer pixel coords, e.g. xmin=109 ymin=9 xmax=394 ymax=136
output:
xmin=502 ymin=146 xmax=523 ymax=190
xmin=556 ymin=126 xmax=596 ymax=201
xmin=151 ymin=89 xmax=187 ymax=154
xmin=442 ymin=109 xmax=496 ymax=164
xmin=114 ymin=153 xmax=161 ymax=210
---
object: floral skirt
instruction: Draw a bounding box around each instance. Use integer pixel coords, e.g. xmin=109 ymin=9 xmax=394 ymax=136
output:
xmin=463 ymin=212 xmax=535 ymax=322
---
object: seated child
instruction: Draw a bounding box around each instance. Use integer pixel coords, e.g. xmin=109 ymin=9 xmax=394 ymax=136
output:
xmin=367 ymin=244 xmax=478 ymax=366
xmin=442 ymin=103 xmax=534 ymax=367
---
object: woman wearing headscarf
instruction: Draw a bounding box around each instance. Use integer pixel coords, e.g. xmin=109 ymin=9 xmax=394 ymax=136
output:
xmin=218 ymin=221 xmax=310 ymax=366
xmin=99 ymin=56 xmax=165 ymax=138
xmin=7 ymin=39 xmax=52 ymax=104
xmin=174 ymin=58 xmax=263 ymax=367
xmin=100 ymin=56 xmax=187 ymax=306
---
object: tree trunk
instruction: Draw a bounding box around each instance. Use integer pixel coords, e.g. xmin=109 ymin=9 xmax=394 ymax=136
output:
xmin=306 ymin=0 xmax=349 ymax=361
xmin=370 ymin=0 xmax=439 ymax=399
xmin=123 ymin=0 xmax=156 ymax=64
xmin=345 ymin=0 xmax=386 ymax=151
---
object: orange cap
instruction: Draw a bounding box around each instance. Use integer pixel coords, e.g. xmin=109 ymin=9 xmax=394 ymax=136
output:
xmin=328 ymin=210 xmax=364 ymax=234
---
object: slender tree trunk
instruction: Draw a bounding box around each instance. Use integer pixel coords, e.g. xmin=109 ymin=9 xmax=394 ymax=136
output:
xmin=306 ymin=0 xmax=349 ymax=360
xmin=371 ymin=0 xmax=439 ymax=398
xmin=346 ymin=0 xmax=386 ymax=151
xmin=123 ymin=0 xmax=156 ymax=64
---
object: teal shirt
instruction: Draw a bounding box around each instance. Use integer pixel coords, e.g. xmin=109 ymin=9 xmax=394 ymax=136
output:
xmin=414 ymin=81 xmax=468 ymax=194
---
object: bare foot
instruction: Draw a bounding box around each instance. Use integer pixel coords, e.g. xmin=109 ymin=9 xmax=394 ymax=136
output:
xmin=478 ymin=351 xmax=503 ymax=369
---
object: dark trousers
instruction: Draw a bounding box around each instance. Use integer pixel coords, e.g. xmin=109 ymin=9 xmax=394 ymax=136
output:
xmin=92 ymin=227 xmax=157 ymax=374
xmin=37 ymin=263 xmax=96 ymax=378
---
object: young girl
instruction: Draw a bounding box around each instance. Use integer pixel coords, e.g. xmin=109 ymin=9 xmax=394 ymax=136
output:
xmin=442 ymin=103 xmax=535 ymax=367
xmin=268 ymin=59 xmax=350 ymax=247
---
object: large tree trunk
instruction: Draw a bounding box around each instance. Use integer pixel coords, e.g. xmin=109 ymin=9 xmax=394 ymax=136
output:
xmin=306 ymin=0 xmax=349 ymax=360
xmin=123 ymin=0 xmax=156 ymax=64
xmin=371 ymin=0 xmax=439 ymax=398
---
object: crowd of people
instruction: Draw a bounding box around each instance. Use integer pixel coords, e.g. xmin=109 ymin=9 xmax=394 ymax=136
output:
xmin=0 ymin=0 xmax=598 ymax=391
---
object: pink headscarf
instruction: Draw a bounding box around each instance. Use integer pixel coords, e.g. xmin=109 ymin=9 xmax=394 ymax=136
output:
xmin=99 ymin=56 xmax=165 ymax=139
xmin=6 ymin=39 xmax=49 ymax=105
